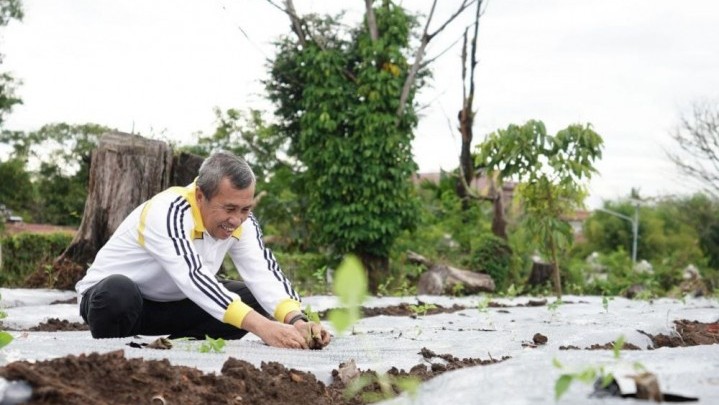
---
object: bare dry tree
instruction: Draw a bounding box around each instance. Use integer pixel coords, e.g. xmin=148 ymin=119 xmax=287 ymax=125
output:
xmin=667 ymin=101 xmax=719 ymax=197
xmin=269 ymin=0 xmax=478 ymax=121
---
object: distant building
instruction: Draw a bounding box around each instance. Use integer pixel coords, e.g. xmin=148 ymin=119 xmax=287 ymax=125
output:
xmin=562 ymin=210 xmax=590 ymax=242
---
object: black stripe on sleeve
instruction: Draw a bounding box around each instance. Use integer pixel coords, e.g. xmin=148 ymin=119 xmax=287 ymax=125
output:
xmin=167 ymin=199 xmax=234 ymax=308
xmin=249 ymin=214 xmax=301 ymax=301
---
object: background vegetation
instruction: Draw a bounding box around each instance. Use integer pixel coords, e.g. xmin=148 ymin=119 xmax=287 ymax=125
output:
xmin=1 ymin=0 xmax=717 ymax=298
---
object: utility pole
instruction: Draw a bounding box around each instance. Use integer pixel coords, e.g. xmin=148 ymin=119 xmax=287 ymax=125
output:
xmin=595 ymin=200 xmax=640 ymax=265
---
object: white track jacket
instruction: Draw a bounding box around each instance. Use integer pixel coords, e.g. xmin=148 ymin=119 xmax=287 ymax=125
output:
xmin=75 ymin=183 xmax=302 ymax=329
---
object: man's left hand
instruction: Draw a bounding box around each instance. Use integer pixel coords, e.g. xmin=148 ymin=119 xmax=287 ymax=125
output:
xmin=293 ymin=321 xmax=331 ymax=349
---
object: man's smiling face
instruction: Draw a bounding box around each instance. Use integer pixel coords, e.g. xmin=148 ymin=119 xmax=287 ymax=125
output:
xmin=196 ymin=177 xmax=255 ymax=239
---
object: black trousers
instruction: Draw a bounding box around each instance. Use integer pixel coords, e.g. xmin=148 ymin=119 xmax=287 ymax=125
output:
xmin=79 ymin=274 xmax=271 ymax=340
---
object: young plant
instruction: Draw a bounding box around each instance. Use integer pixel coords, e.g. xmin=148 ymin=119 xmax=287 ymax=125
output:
xmin=199 ymin=335 xmax=226 ymax=353
xmin=345 ymin=372 xmax=421 ymax=402
xmin=328 ymin=255 xmax=367 ymax=335
xmin=553 ymin=335 xmax=646 ymax=400
xmin=408 ymin=303 xmax=437 ymax=317
xmin=451 ymin=283 xmax=465 ymax=296
xmin=477 ymin=295 xmax=492 ymax=313
xmin=601 ymin=295 xmax=614 ymax=313
xmin=548 ymin=298 xmax=563 ymax=312
xmin=0 ymin=294 xmax=12 ymax=349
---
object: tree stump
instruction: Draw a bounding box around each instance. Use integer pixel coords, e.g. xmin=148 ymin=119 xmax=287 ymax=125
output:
xmin=527 ymin=260 xmax=554 ymax=288
xmin=50 ymin=132 xmax=174 ymax=290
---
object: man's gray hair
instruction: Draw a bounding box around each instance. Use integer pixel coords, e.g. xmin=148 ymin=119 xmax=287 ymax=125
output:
xmin=197 ymin=151 xmax=255 ymax=200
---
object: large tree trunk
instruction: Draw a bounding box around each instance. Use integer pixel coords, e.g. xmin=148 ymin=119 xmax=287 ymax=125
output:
xmin=50 ymin=132 xmax=174 ymax=290
xmin=358 ymin=252 xmax=388 ymax=295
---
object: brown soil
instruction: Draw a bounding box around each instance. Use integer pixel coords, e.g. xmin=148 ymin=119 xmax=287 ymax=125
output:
xmin=488 ymin=299 xmax=548 ymax=307
xmin=0 ymin=347 xmax=508 ymax=405
xmin=28 ymin=318 xmax=89 ymax=332
xmin=318 ymin=302 xmax=467 ymax=319
xmin=639 ymin=319 xmax=719 ymax=348
xmin=558 ymin=319 xmax=719 ymax=351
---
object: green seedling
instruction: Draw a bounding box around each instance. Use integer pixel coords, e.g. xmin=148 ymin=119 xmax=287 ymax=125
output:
xmin=548 ymin=298 xmax=563 ymax=312
xmin=304 ymin=305 xmax=321 ymax=323
xmin=477 ymin=295 xmax=491 ymax=313
xmin=0 ymin=293 xmax=12 ymax=349
xmin=504 ymin=283 xmax=519 ymax=298
xmin=601 ymin=295 xmax=614 ymax=313
xmin=344 ymin=372 xmax=421 ymax=402
xmin=553 ymin=335 xmax=646 ymax=400
xmin=199 ymin=335 xmax=226 ymax=353
xmin=409 ymin=303 xmax=437 ymax=317
xmin=302 ymin=305 xmax=324 ymax=349
xmin=451 ymin=283 xmax=465 ymax=296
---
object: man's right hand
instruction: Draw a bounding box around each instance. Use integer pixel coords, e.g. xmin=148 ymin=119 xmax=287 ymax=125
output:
xmin=241 ymin=310 xmax=309 ymax=349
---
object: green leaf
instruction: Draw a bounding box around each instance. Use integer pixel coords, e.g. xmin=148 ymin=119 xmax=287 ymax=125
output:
xmin=555 ymin=374 xmax=573 ymax=400
xmin=0 ymin=331 xmax=13 ymax=349
xmin=552 ymin=357 xmax=563 ymax=369
xmin=612 ymin=335 xmax=625 ymax=359
xmin=600 ymin=373 xmax=615 ymax=388
xmin=333 ymin=255 xmax=367 ymax=307
xmin=329 ymin=308 xmax=355 ymax=335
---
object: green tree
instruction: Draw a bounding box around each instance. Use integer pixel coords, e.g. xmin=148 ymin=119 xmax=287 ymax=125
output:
xmin=0 ymin=157 xmax=33 ymax=215
xmin=181 ymin=108 xmax=310 ymax=250
xmin=475 ymin=120 xmax=603 ymax=297
xmin=266 ymin=2 xmax=423 ymax=291
xmin=0 ymin=0 xmax=23 ymax=128
xmin=584 ymin=198 xmax=707 ymax=266
xmin=0 ymin=123 xmax=109 ymax=225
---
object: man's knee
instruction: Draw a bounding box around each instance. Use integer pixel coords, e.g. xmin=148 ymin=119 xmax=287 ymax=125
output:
xmin=83 ymin=275 xmax=142 ymax=338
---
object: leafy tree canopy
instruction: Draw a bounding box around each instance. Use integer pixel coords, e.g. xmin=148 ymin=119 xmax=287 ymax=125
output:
xmin=266 ymin=1 xmax=422 ymax=262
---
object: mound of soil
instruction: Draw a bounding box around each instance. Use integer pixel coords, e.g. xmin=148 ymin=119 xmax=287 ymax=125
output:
xmin=29 ymin=318 xmax=89 ymax=332
xmin=317 ymin=302 xmax=467 ymax=319
xmin=0 ymin=347 xmax=506 ymax=405
xmin=557 ymin=319 xmax=719 ymax=351
xmin=639 ymin=319 xmax=719 ymax=348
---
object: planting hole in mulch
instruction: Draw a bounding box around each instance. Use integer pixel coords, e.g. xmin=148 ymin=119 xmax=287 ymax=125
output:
xmin=0 ymin=347 xmax=508 ymax=405
xmin=557 ymin=319 xmax=718 ymax=351
xmin=639 ymin=319 xmax=719 ymax=348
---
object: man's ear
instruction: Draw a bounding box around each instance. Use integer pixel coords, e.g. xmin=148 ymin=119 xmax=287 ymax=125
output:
xmin=195 ymin=186 xmax=205 ymax=203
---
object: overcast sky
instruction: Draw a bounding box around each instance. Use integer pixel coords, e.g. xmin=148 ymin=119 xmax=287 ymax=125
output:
xmin=2 ymin=0 xmax=718 ymax=208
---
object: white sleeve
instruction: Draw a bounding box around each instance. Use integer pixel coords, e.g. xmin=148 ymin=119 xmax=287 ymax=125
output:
xmin=228 ymin=214 xmax=302 ymax=321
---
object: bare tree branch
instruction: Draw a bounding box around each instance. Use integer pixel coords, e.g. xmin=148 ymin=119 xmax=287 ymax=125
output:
xmin=396 ymin=0 xmax=477 ymax=119
xmin=284 ymin=0 xmax=307 ymax=47
xmin=365 ymin=0 xmax=379 ymax=42
xmin=667 ymin=100 xmax=719 ymax=196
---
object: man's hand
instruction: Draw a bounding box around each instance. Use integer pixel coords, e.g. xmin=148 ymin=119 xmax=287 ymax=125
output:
xmin=293 ymin=320 xmax=331 ymax=350
xmin=241 ymin=311 xmax=309 ymax=349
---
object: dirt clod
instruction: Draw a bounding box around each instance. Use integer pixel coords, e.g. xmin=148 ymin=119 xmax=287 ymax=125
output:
xmin=533 ymin=333 xmax=548 ymax=345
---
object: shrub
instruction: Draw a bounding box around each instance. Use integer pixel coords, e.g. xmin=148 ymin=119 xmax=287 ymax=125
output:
xmin=468 ymin=234 xmax=512 ymax=291
xmin=0 ymin=232 xmax=73 ymax=287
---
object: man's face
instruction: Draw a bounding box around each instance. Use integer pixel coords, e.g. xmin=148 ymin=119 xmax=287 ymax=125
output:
xmin=196 ymin=177 xmax=255 ymax=240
